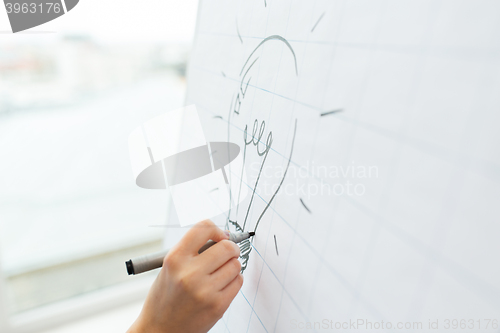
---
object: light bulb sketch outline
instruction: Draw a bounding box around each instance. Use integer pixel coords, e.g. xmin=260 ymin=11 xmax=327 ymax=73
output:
xmin=218 ymin=33 xmax=299 ymax=273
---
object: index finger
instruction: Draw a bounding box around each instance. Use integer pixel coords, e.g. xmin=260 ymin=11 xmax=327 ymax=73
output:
xmin=177 ymin=220 xmax=229 ymax=254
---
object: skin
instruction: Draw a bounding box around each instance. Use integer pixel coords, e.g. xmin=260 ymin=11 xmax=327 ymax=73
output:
xmin=127 ymin=220 xmax=243 ymax=333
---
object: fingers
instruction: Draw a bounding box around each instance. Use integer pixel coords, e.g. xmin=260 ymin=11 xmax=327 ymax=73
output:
xmin=220 ymin=273 xmax=244 ymax=304
xmin=198 ymin=239 xmax=240 ymax=273
xmin=178 ymin=220 xmax=229 ymax=255
xmin=210 ymin=258 xmax=242 ymax=291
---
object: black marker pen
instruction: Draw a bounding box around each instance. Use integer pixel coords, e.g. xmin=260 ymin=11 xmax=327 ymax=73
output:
xmin=126 ymin=231 xmax=255 ymax=275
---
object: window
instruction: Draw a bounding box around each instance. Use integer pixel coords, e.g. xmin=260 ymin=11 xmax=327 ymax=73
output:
xmin=0 ymin=0 xmax=198 ymax=329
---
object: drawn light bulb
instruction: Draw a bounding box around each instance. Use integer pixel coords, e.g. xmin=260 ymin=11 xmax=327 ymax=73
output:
xmin=223 ymin=35 xmax=298 ymax=272
xmin=128 ymin=105 xmax=248 ymax=227
xmin=4 ymin=0 xmax=80 ymax=33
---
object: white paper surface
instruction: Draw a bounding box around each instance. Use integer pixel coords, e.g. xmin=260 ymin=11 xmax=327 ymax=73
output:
xmin=165 ymin=1 xmax=500 ymax=332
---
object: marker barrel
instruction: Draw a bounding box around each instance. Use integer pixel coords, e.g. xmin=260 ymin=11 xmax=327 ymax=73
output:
xmin=126 ymin=231 xmax=253 ymax=275
xmin=126 ymin=249 xmax=168 ymax=275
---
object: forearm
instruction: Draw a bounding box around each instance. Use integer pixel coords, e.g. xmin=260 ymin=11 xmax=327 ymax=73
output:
xmin=127 ymin=315 xmax=165 ymax=333
xmin=126 ymin=220 xmax=241 ymax=333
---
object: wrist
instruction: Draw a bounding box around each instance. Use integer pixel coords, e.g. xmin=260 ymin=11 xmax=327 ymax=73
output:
xmin=127 ymin=315 xmax=162 ymax=333
xmin=126 ymin=319 xmax=144 ymax=333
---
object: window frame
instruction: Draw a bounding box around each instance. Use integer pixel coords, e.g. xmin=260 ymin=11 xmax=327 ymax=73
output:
xmin=1 ymin=262 xmax=156 ymax=333
xmin=0 ymin=262 xmax=10 ymax=332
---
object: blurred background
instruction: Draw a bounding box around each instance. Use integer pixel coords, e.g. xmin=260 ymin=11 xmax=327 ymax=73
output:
xmin=0 ymin=1 xmax=198 ymax=331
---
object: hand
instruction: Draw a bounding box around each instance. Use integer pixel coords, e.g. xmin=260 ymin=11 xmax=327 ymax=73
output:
xmin=127 ymin=220 xmax=243 ymax=333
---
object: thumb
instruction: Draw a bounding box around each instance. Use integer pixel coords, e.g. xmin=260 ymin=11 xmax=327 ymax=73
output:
xmin=211 ymin=229 xmax=231 ymax=243
xmin=179 ymin=220 xmax=229 ymax=254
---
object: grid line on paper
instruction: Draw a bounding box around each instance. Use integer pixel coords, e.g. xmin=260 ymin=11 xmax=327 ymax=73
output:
xmin=190 ymin=2 xmax=500 ymax=333
xmin=212 ymin=139 xmax=389 ymax=325
xmin=194 ymin=99 xmax=500 ymax=311
xmin=304 ymin=0 xmax=349 ymax=317
xmin=196 ymin=105 xmax=500 ymax=331
xmin=198 ymin=30 xmax=500 ymax=63
xmin=270 ymin=0 xmax=313 ymax=329
xmin=192 ymin=65 xmax=500 ymax=182
xmin=244 ymin=3 xmax=299 ymax=332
